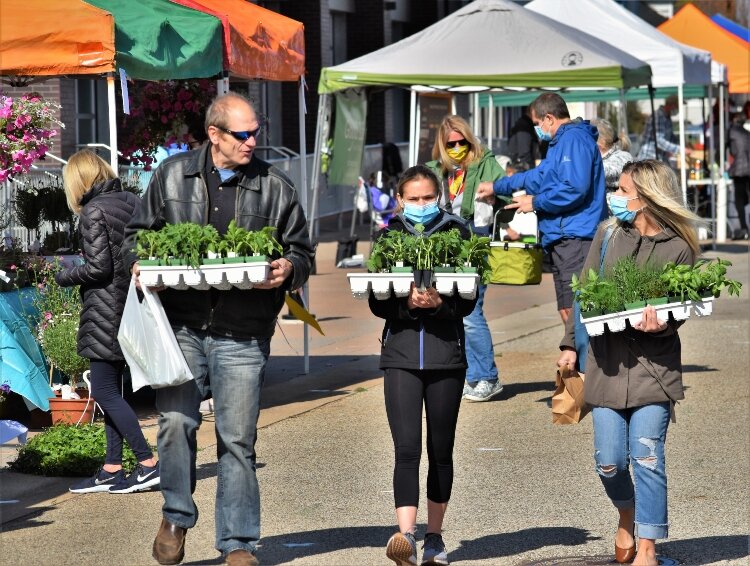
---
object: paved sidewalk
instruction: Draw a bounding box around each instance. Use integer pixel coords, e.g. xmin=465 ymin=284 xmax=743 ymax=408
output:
xmin=1 ymin=241 xmax=747 ymax=565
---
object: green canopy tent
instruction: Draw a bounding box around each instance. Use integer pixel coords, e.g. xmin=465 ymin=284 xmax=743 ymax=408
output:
xmin=310 ymin=0 xmax=652 ymax=238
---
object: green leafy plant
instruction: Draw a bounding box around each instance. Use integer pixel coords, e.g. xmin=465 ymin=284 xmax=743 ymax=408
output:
xmin=9 ymin=424 xmax=144 ymax=476
xmin=661 ymin=258 xmax=742 ymax=302
xmin=458 ymin=233 xmax=492 ymax=283
xmin=572 ymin=268 xmax=619 ymax=314
xmin=220 ymin=219 xmax=250 ymax=256
xmin=244 ymin=226 xmax=283 ymax=257
xmin=607 ymin=256 xmax=668 ymax=306
xmin=40 ymin=315 xmax=89 ymax=382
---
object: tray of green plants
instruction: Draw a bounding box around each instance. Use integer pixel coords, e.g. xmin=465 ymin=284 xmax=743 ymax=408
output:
xmin=136 ymin=220 xmax=282 ymax=290
xmin=349 ymin=225 xmax=491 ymax=300
xmin=573 ymin=257 xmax=742 ymax=337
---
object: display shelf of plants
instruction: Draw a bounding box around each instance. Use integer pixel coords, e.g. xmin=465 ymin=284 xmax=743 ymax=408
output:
xmin=573 ymin=257 xmax=742 ymax=337
xmin=349 ymin=225 xmax=491 ymax=300
xmin=136 ymin=221 xmax=283 ymax=290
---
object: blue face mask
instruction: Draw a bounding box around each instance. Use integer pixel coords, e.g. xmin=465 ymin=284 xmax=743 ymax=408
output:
xmin=608 ymin=194 xmax=641 ymax=223
xmin=403 ymin=201 xmax=440 ymax=225
xmin=534 ymin=124 xmax=553 ymax=142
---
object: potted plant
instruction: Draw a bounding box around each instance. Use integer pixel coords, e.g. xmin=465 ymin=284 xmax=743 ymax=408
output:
xmin=244 ymin=225 xmax=283 ymax=261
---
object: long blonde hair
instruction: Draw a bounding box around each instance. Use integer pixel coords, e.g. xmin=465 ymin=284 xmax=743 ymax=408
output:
xmin=620 ymin=160 xmax=702 ymax=256
xmin=431 ymin=115 xmax=484 ymax=174
xmin=62 ymin=150 xmax=117 ymax=214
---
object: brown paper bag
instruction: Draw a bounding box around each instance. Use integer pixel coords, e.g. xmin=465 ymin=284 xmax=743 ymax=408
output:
xmin=552 ymin=366 xmax=590 ymax=425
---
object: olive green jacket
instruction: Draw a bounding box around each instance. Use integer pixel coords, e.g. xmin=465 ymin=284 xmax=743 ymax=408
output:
xmin=425 ymin=148 xmax=505 ymax=221
xmin=561 ymin=222 xmax=696 ymax=410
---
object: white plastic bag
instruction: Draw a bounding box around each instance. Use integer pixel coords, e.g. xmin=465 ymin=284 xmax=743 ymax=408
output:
xmin=117 ymin=276 xmax=194 ymax=391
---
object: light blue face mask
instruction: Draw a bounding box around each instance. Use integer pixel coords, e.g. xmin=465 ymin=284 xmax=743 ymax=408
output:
xmin=403 ymin=201 xmax=440 ymax=225
xmin=534 ymin=124 xmax=553 ymax=142
xmin=608 ymin=194 xmax=642 ymax=223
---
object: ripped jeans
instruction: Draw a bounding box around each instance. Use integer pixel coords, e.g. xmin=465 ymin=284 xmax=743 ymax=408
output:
xmin=592 ymin=403 xmax=671 ymax=540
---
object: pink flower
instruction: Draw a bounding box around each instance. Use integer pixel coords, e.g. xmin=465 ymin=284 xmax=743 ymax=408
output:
xmin=9 ymin=264 xmax=16 ymax=271
xmin=44 ymin=312 xmax=52 ymax=321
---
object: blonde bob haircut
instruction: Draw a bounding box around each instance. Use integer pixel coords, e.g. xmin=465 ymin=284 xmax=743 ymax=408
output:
xmin=431 ymin=115 xmax=484 ymax=175
xmin=608 ymin=160 xmax=703 ymax=257
xmin=63 ymin=150 xmax=117 ymax=215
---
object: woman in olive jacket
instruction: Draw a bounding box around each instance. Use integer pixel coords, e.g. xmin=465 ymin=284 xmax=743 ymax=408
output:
xmin=558 ymin=160 xmax=702 ymax=566
xmin=56 ymin=150 xmax=159 ymax=495
xmin=370 ymin=165 xmax=476 ymax=566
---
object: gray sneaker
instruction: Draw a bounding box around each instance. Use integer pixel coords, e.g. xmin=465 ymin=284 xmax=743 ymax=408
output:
xmin=463 ymin=380 xmax=503 ymax=402
xmin=462 ymin=382 xmax=474 ymax=398
xmin=386 ymin=531 xmax=417 ymax=566
xmin=421 ymin=533 xmax=449 ymax=565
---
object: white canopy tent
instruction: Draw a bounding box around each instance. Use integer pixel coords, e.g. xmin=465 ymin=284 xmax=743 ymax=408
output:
xmin=524 ymin=0 xmax=729 ymax=240
xmin=312 ymin=0 xmax=652 ymax=238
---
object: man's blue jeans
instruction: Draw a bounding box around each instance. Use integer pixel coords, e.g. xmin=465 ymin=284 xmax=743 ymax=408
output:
xmin=156 ymin=326 xmax=270 ymax=555
xmin=463 ymin=283 xmax=498 ymax=384
xmin=592 ymin=403 xmax=671 ymax=540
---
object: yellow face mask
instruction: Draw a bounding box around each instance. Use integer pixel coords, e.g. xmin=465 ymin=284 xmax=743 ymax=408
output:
xmin=447 ymin=145 xmax=469 ymax=162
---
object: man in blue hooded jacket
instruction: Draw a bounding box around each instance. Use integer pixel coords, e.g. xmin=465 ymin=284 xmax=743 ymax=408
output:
xmin=477 ymin=93 xmax=606 ymax=324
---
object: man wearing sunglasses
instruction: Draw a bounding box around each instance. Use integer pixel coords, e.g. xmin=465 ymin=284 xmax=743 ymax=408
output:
xmin=123 ymin=92 xmax=314 ymax=566
xmin=477 ymin=92 xmax=606 ymax=326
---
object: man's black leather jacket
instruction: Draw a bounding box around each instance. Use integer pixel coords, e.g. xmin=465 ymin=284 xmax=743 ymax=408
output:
xmin=122 ymin=146 xmax=315 ymax=339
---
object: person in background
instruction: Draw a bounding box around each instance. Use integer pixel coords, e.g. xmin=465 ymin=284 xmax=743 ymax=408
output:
xmin=425 ymin=115 xmax=505 ymax=402
xmin=477 ymin=92 xmax=607 ymax=326
xmin=593 ymin=118 xmax=633 ymax=192
xmin=123 ymin=92 xmax=314 ymax=566
xmin=558 ymin=160 xmax=701 ymax=566
xmin=370 ymin=165 xmax=477 ymax=566
xmin=57 ymin=150 xmax=160 ymax=495
xmin=507 ymin=105 xmax=540 ymax=170
xmin=727 ymin=110 xmax=750 ymax=240
xmin=636 ymin=94 xmax=692 ymax=164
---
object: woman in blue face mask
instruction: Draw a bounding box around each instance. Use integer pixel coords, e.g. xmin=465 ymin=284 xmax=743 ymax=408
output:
xmin=558 ymin=160 xmax=704 ymax=566
xmin=369 ymin=165 xmax=477 ymax=566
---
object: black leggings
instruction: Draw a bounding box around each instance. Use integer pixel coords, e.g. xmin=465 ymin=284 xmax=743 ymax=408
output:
xmin=90 ymin=360 xmax=153 ymax=465
xmin=384 ymin=368 xmax=464 ymax=508
xmin=733 ymin=176 xmax=749 ymax=231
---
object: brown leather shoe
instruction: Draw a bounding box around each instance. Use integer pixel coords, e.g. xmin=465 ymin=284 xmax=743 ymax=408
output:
xmin=614 ymin=542 xmax=636 ymax=563
xmin=152 ymin=518 xmax=187 ymax=565
xmin=224 ymin=549 xmax=259 ymax=566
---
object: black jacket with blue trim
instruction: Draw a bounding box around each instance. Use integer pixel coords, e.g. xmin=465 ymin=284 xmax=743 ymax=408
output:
xmin=368 ymin=212 xmax=477 ymax=371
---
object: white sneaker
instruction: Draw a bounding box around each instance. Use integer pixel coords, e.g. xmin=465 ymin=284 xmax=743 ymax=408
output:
xmin=386 ymin=532 xmax=417 ymax=566
xmin=463 ymin=380 xmax=503 ymax=402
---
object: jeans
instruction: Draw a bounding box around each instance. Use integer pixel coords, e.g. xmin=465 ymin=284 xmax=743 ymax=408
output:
xmin=90 ymin=359 xmax=153 ymax=465
xmin=156 ymin=326 xmax=270 ymax=555
xmin=592 ymin=403 xmax=671 ymax=540
xmin=463 ymin=283 xmax=498 ymax=384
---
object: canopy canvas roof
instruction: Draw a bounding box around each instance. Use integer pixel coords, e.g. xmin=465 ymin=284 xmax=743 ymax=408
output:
xmin=659 ymin=4 xmax=750 ymax=94
xmin=170 ymin=0 xmax=305 ymax=81
xmin=0 ymin=0 xmax=116 ymax=77
xmin=318 ymin=0 xmax=651 ymax=94
xmin=710 ymin=14 xmax=750 ymax=44
xmin=525 ymin=0 xmax=711 ymax=88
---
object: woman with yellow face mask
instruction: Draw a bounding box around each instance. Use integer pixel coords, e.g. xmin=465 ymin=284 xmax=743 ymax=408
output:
xmin=425 ymin=115 xmax=506 ymax=402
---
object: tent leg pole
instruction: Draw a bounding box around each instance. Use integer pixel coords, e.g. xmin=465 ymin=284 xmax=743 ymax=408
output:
xmin=409 ymin=90 xmax=417 ymax=166
xmin=716 ymin=83 xmax=727 ymax=244
xmin=619 ymin=88 xmax=629 ymax=137
xmin=298 ymin=79 xmax=309 ymax=375
xmin=107 ymin=74 xmax=118 ymax=173
xmin=309 ymin=93 xmax=330 ymax=242
xmin=678 ymin=84 xmax=687 ymax=207
xmin=487 ymin=96 xmax=494 ymax=151
xmin=707 ymin=82 xmax=716 ymax=249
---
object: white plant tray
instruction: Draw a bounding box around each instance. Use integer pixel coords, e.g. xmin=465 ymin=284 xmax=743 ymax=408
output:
xmin=138 ymin=262 xmax=271 ymax=290
xmin=581 ymin=300 xmax=700 ymax=337
xmin=347 ymin=272 xmax=480 ymax=300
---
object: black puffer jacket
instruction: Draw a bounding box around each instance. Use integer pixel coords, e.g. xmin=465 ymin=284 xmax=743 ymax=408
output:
xmin=56 ymin=179 xmax=140 ymax=360
xmin=368 ymin=213 xmax=477 ymax=371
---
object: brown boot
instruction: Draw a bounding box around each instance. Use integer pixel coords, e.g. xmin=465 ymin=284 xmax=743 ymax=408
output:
xmin=152 ymin=518 xmax=187 ymax=565
xmin=224 ymin=549 xmax=259 ymax=566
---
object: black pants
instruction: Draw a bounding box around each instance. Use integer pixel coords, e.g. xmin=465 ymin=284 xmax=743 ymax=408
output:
xmin=384 ymin=368 xmax=464 ymax=508
xmin=732 ymin=176 xmax=750 ymax=231
xmin=90 ymin=360 xmax=153 ymax=465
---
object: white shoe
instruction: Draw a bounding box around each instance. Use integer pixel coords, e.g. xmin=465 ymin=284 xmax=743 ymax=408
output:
xmin=463 ymin=380 xmax=503 ymax=402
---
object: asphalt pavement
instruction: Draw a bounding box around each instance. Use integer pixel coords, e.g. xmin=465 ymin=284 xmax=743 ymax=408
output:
xmin=0 ymin=239 xmax=747 ymax=566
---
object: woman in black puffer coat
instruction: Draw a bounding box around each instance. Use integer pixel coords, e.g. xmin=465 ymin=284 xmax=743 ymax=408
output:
xmin=56 ymin=150 xmax=160 ymax=494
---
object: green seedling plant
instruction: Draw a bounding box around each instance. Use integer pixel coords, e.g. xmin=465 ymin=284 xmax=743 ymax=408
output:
xmin=245 ymin=226 xmax=283 ymax=257
xmin=135 ymin=229 xmax=161 ymax=260
xmin=572 ymin=268 xmax=618 ymax=313
xmin=458 ymin=232 xmax=492 ymax=283
xmin=696 ymin=258 xmax=742 ymax=298
xmin=660 ymin=261 xmax=704 ymax=303
xmin=431 ymin=229 xmax=464 ymax=267
xmin=220 ymin=219 xmax=250 ymax=257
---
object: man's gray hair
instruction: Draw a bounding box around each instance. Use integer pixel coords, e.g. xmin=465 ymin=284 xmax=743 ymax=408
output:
xmin=205 ymin=92 xmax=255 ymax=132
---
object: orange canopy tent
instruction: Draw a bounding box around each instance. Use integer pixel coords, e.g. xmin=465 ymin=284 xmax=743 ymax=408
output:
xmin=0 ymin=0 xmax=115 ymax=77
xmin=170 ymin=0 xmax=305 ymax=81
xmin=658 ymin=4 xmax=750 ymax=94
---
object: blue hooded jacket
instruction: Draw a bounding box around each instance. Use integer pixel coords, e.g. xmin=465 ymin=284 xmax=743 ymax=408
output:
xmin=493 ymin=120 xmax=607 ymax=248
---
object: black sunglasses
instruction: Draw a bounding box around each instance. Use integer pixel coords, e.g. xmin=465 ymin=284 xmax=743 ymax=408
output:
xmin=215 ymin=125 xmax=262 ymax=142
xmin=446 ymin=138 xmax=469 ymax=149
